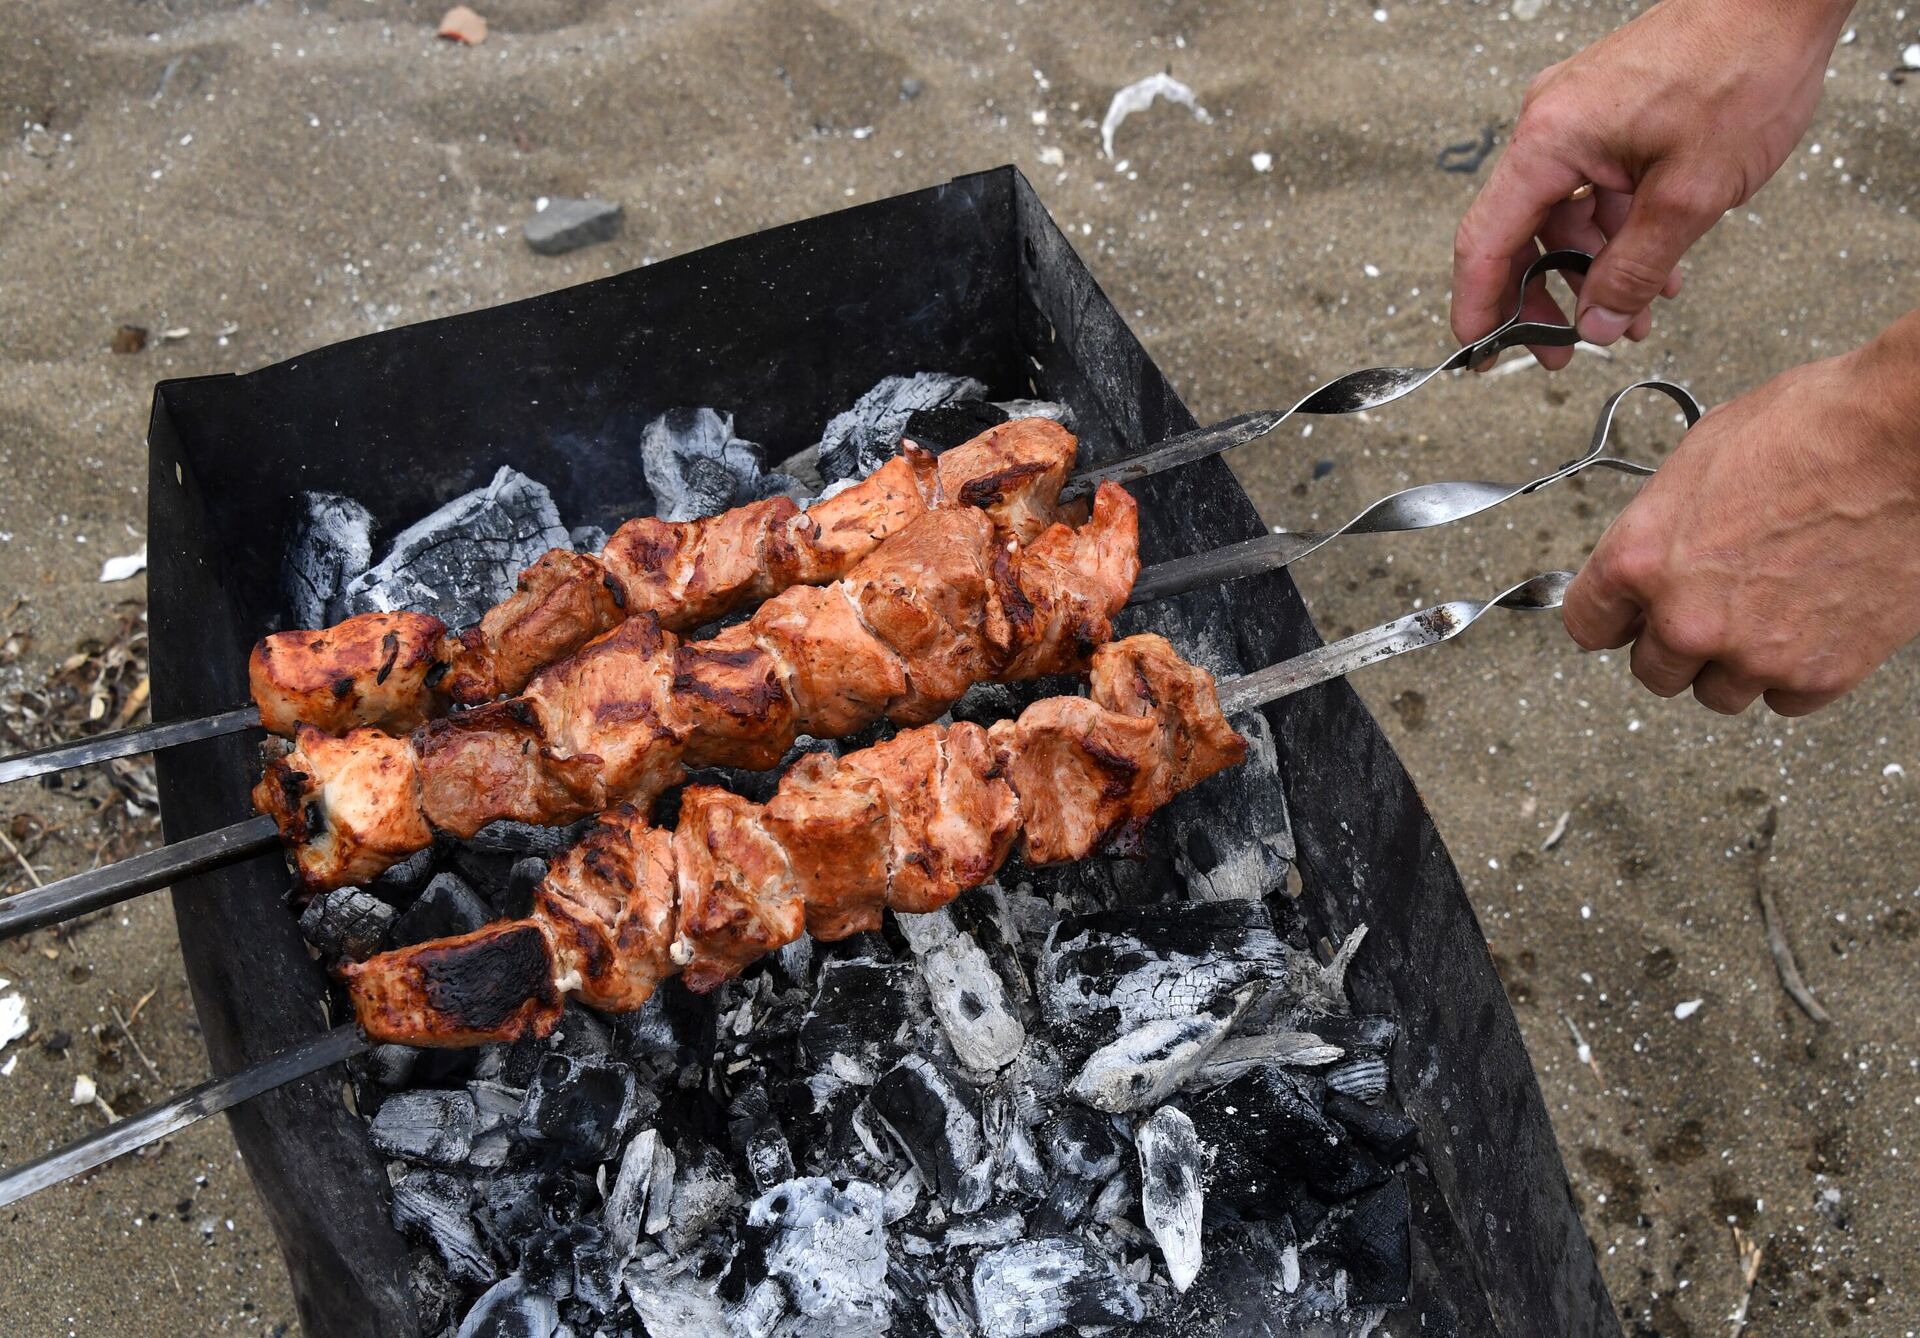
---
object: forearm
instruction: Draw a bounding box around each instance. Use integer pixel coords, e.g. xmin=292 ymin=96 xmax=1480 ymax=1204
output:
xmin=1848 ymin=309 xmax=1920 ymax=469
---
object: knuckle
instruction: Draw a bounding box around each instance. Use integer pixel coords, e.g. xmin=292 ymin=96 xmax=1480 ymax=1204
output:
xmin=1596 ymin=541 xmax=1662 ymax=596
xmin=1647 ymin=176 xmax=1735 ymax=224
xmin=1598 ymin=252 xmax=1673 ymax=302
xmin=1647 ymin=610 xmax=1722 ymax=662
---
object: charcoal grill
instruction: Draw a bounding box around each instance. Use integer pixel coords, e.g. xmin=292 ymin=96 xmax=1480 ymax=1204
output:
xmin=135 ymin=167 xmax=1618 ymax=1336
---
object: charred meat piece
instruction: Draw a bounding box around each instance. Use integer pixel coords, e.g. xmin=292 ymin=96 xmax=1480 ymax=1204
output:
xmin=250 ymin=611 xmax=447 ymax=737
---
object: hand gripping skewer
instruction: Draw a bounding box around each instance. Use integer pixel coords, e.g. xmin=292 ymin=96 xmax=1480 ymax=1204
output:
xmin=0 ymin=251 xmax=1608 ymax=789
xmin=0 ymin=569 xmax=1576 ymax=1209
xmin=0 ymin=378 xmax=1701 ymax=939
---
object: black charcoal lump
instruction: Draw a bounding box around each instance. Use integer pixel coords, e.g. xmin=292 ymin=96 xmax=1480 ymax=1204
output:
xmin=799 ymin=955 xmax=926 ymax=1086
xmin=747 ymin=1178 xmax=891 ymax=1335
xmin=869 ymin=1055 xmax=988 ymax=1211
xmin=391 ymin=1169 xmax=495 ymax=1286
xmin=454 ymin=1272 xmax=559 ymax=1338
xmin=517 ymin=1054 xmax=642 ymax=1163
xmin=339 ymin=466 xmax=570 ymax=625
xmin=1189 ymin=1067 xmax=1390 ymax=1206
xmin=298 ymin=887 xmax=395 ymax=961
xmin=392 ymin=872 xmax=494 ymax=947
xmin=281 ymin=491 xmax=373 ymax=628
xmin=971 ymin=1236 xmax=1146 ymax=1337
xmin=369 ymin=1088 xmax=478 ymax=1167
xmin=816 ymin=372 xmax=986 ymax=484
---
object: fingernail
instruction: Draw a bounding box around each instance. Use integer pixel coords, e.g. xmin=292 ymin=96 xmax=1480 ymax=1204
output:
xmin=1576 ymin=305 xmax=1632 ymax=346
xmin=1471 ymin=351 xmax=1499 ymax=375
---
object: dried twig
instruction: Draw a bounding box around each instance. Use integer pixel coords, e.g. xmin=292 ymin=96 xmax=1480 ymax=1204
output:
xmin=0 ymin=829 xmax=44 ymax=889
xmin=1727 ymin=1224 xmax=1763 ymax=1335
xmin=112 ymin=1003 xmax=161 ymax=1082
xmin=1749 ymin=807 xmax=1831 ymax=1025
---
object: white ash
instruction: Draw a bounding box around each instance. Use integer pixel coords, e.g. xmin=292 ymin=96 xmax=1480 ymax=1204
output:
xmin=816 ymin=372 xmax=987 ymax=484
xmin=972 ymin=1235 xmax=1145 ymax=1337
xmin=1136 ymin=1106 xmax=1205 ymax=1292
xmin=747 ymin=1178 xmax=891 ymax=1336
xmin=1067 ymin=982 xmax=1260 ymax=1113
xmin=280 ymin=491 xmax=373 ymax=628
xmin=454 ymin=1273 xmax=558 ymax=1338
xmin=896 ymin=900 xmax=1026 ymax=1074
xmin=639 ymin=407 xmax=799 ymax=523
xmin=339 ymin=466 xmax=570 ymax=625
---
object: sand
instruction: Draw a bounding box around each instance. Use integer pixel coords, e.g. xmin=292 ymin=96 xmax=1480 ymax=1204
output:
xmin=1 ymin=0 xmax=1917 ymax=1333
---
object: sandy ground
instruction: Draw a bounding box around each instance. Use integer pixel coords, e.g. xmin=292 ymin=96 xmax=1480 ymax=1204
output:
xmin=2 ymin=1 xmax=1917 ymax=1334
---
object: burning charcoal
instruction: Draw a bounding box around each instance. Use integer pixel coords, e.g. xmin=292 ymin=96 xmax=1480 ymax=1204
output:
xmin=454 ymin=1273 xmax=559 ymax=1338
xmin=476 ymin=1170 xmax=545 ymax=1265
xmin=799 ymin=956 xmax=925 ymax=1086
xmin=944 ymin=1208 xmax=1026 ymax=1248
xmin=747 ymin=1178 xmax=891 ymax=1334
xmin=369 ymin=1088 xmax=477 ymax=1167
xmin=340 ymin=465 xmax=571 ymax=625
xmin=1324 ymin=1090 xmax=1419 ymax=1161
xmin=1003 ymin=887 xmax=1058 ymax=972
xmin=639 ymin=407 xmax=786 ymax=523
xmin=1330 ymin=1178 xmax=1411 ymax=1304
xmin=298 ymin=887 xmax=395 ymax=961
xmin=895 ymin=903 xmax=1025 ymax=1074
xmin=990 ymin=398 xmax=1072 ymax=425
xmin=391 ymin=1169 xmax=495 ymax=1285
xmin=1037 ymin=902 xmax=1286 ymax=1058
xmin=1191 ymin=1029 xmax=1344 ymax=1089
xmin=603 ymin=1128 xmax=666 ymax=1255
xmin=548 ymin=1004 xmax=615 ymax=1061
xmin=569 ymin=524 xmax=609 ymax=555
xmin=662 ymin=1144 xmax=740 ymax=1254
xmin=1188 ymin=1068 xmax=1389 ymax=1206
xmin=1170 ymin=712 xmax=1295 ymax=903
xmin=467 ymin=1079 xmax=523 ymax=1170
xmin=922 ymin=1283 xmax=976 ymax=1338
xmin=467 ymin=818 xmax=592 ymax=859
xmin=622 ymin=1242 xmax=730 ymax=1331
xmin=524 ymin=196 xmax=623 ymax=256
xmin=407 ymin=1248 xmax=460 ymax=1332
xmin=392 ymin=871 xmax=494 ymax=947
xmin=981 ymin=1090 xmax=1047 ymax=1200
xmin=1040 ymin=1105 xmax=1124 ymax=1184
xmin=519 ymin=1227 xmax=578 ymax=1300
xmin=900 ymin=400 xmax=1010 ymax=452
xmin=1313 ymin=1013 xmax=1398 ymax=1056
xmin=816 ymin=372 xmax=987 ymax=484
xmin=1325 ymin=1055 xmax=1389 ymax=1105
xmin=1136 ymin=1106 xmax=1205 ymax=1292
xmin=971 ymin=1236 xmax=1145 ymax=1337
xmin=281 ymin=491 xmax=373 ymax=628
xmin=728 ymin=1088 xmax=797 ymax=1194
xmin=354 ymin=1042 xmax=420 ymax=1089
xmin=569 ymin=1228 xmax=621 ymax=1313
xmin=1067 ymin=983 xmax=1259 ymax=1113
xmin=497 ymin=856 xmax=548 ymax=919
xmin=372 ymin=846 xmax=438 ymax=898
xmin=869 ymin=1055 xmax=987 ymax=1210
xmin=518 ymin=1054 xmax=641 ymax=1163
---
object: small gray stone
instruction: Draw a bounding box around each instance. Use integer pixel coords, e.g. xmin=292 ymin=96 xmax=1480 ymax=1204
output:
xmin=524 ymin=197 xmax=623 ymax=256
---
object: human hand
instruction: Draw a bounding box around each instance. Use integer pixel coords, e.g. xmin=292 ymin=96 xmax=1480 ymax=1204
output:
xmin=1452 ymin=0 xmax=1853 ymax=364
xmin=1562 ymin=315 xmax=1920 ymax=716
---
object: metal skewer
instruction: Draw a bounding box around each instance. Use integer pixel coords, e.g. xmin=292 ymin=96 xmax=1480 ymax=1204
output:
xmin=0 ymin=379 xmax=1701 ymax=939
xmin=0 ymin=324 xmax=1680 ymax=792
xmin=0 ymin=569 xmax=1576 ymax=1207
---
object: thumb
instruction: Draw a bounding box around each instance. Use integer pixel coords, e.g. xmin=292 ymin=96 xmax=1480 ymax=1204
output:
xmin=1576 ymin=167 xmax=1722 ymax=345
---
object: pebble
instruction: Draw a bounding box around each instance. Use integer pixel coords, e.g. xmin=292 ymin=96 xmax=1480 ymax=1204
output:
xmin=523 ymin=197 xmax=623 ymax=256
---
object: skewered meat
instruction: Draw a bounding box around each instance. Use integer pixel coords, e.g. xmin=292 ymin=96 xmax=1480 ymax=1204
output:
xmin=249 ymin=419 xmax=1077 ymax=736
xmin=255 ymin=483 xmax=1139 ymax=892
xmin=345 ymin=634 xmax=1247 ymax=1046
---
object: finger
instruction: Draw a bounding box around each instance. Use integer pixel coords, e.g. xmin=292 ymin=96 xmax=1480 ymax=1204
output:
xmin=1626 ymin=306 xmax=1655 ymax=342
xmin=1629 ymin=628 xmax=1706 ymax=698
xmin=1452 ymin=138 xmax=1588 ymax=346
xmin=1593 ymin=190 xmax=1683 ymax=302
xmin=1577 ymin=167 xmax=1723 ymax=345
xmin=1690 ymin=663 xmax=1762 ymax=715
xmin=1763 ymin=686 xmax=1844 ymax=718
xmin=1562 ymin=560 xmax=1644 ymax=651
xmin=1531 ymin=201 xmax=1607 ymax=369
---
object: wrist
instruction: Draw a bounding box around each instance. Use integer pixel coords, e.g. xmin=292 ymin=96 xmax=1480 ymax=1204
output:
xmin=1682 ymin=0 xmax=1854 ymax=48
